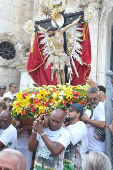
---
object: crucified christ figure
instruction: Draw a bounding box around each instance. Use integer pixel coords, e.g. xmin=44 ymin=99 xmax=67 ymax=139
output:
xmin=37 ymin=14 xmax=83 ymax=84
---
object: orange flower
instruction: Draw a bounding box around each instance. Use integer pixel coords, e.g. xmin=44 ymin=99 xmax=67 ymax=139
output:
xmin=73 ymin=96 xmax=78 ymax=100
xmin=53 ymin=89 xmax=57 ymax=92
xmin=22 ymin=92 xmax=28 ymax=99
xmin=72 ymin=91 xmax=75 ymax=94
xmin=22 ymin=110 xmax=27 ymax=115
xmin=83 ymin=99 xmax=87 ymax=104
xmin=76 ymin=92 xmax=81 ymax=96
xmin=30 ymin=107 xmax=35 ymax=112
xmin=36 ymin=99 xmax=41 ymax=104
xmin=69 ymin=101 xmax=73 ymax=104
xmin=44 ymin=102 xmax=49 ymax=107
xmin=63 ymin=101 xmax=67 ymax=106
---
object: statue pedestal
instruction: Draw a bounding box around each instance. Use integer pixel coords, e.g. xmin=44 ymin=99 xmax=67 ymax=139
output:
xmin=15 ymin=57 xmax=34 ymax=91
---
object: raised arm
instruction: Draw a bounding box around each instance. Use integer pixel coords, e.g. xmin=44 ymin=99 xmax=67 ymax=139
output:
xmin=61 ymin=15 xmax=82 ymax=33
xmin=81 ymin=113 xmax=105 ymax=129
xmin=32 ymin=120 xmax=65 ymax=155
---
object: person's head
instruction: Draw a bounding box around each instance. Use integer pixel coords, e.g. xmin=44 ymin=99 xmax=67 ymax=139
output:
xmin=98 ymin=85 xmax=106 ymax=93
xmin=66 ymin=103 xmax=83 ymax=123
xmin=0 ymin=85 xmax=6 ymax=97
xmin=87 ymin=87 xmax=100 ymax=108
xmin=3 ymin=97 xmax=11 ymax=109
xmin=82 ymin=152 xmax=112 ymax=170
xmin=9 ymin=83 xmax=17 ymax=93
xmin=0 ymin=149 xmax=26 ymax=170
xmin=0 ymin=110 xmax=12 ymax=129
xmin=0 ymin=102 xmax=7 ymax=113
xmin=49 ymin=109 xmax=65 ymax=131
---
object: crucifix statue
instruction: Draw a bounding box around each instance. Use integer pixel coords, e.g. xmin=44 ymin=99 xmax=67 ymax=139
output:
xmin=35 ymin=6 xmax=84 ymax=84
xmin=26 ymin=3 xmax=92 ymax=86
xmin=35 ymin=13 xmax=83 ymax=84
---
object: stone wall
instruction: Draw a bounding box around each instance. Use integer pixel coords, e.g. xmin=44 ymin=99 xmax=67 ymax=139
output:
xmin=0 ymin=66 xmax=20 ymax=92
xmin=0 ymin=0 xmax=113 ymax=88
xmin=0 ymin=0 xmax=33 ymax=44
xmin=0 ymin=0 xmax=34 ymax=90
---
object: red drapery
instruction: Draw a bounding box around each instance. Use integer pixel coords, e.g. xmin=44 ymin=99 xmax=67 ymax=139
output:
xmin=27 ymin=23 xmax=91 ymax=86
xmin=71 ymin=23 xmax=91 ymax=85
xmin=27 ymin=32 xmax=57 ymax=86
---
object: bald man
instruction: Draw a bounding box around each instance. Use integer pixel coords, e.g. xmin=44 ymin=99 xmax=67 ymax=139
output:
xmin=0 ymin=149 xmax=26 ymax=170
xmin=28 ymin=109 xmax=71 ymax=170
xmin=0 ymin=110 xmax=17 ymax=150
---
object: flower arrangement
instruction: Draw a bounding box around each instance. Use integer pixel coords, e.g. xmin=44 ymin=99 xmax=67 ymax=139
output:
xmin=11 ymin=84 xmax=90 ymax=119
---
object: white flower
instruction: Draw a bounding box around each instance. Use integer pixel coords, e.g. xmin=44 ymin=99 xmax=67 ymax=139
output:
xmin=59 ymin=96 xmax=63 ymax=100
xmin=31 ymin=94 xmax=36 ymax=98
xmin=59 ymin=91 xmax=64 ymax=100
xmin=34 ymin=115 xmax=38 ymax=118
xmin=46 ymin=107 xmax=49 ymax=111
xmin=59 ymin=91 xmax=64 ymax=96
xmin=50 ymin=103 xmax=53 ymax=106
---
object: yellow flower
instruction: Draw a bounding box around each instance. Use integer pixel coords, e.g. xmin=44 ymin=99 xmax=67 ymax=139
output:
xmin=16 ymin=92 xmax=23 ymax=102
xmin=38 ymin=90 xmax=46 ymax=99
xmin=76 ymin=86 xmax=80 ymax=89
xmin=38 ymin=105 xmax=46 ymax=113
xmin=52 ymin=92 xmax=58 ymax=100
xmin=21 ymin=95 xmax=31 ymax=108
xmin=11 ymin=84 xmax=89 ymax=119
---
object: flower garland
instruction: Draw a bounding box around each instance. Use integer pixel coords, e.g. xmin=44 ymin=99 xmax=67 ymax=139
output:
xmin=11 ymin=84 xmax=90 ymax=119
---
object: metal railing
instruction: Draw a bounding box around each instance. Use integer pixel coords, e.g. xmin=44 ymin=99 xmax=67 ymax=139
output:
xmin=105 ymin=70 xmax=113 ymax=166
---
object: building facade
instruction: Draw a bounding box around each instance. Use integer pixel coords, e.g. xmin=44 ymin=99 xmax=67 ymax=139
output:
xmin=0 ymin=0 xmax=113 ymax=91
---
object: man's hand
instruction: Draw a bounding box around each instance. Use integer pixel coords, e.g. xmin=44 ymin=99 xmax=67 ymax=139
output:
xmin=15 ymin=121 xmax=20 ymax=128
xmin=85 ymin=78 xmax=97 ymax=87
xmin=33 ymin=118 xmax=44 ymax=135
xmin=81 ymin=113 xmax=89 ymax=122
xmin=106 ymin=120 xmax=113 ymax=134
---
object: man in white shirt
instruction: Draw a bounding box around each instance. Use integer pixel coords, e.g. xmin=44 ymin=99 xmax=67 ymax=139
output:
xmin=28 ymin=109 xmax=71 ymax=170
xmin=63 ymin=103 xmax=88 ymax=170
xmin=0 ymin=110 xmax=17 ymax=150
xmin=3 ymin=83 xmax=17 ymax=101
xmin=81 ymin=87 xmax=105 ymax=153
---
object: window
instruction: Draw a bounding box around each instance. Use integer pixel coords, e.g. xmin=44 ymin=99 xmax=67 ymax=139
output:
xmin=0 ymin=41 xmax=16 ymax=60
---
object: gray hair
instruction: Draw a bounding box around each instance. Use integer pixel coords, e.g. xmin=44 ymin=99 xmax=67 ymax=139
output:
xmin=0 ymin=149 xmax=26 ymax=170
xmin=86 ymin=87 xmax=98 ymax=95
xmin=82 ymin=152 xmax=112 ymax=170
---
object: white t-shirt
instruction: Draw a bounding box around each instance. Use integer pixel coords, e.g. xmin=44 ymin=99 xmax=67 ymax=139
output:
xmin=63 ymin=121 xmax=88 ymax=170
xmin=88 ymin=101 xmax=105 ymax=152
xmin=66 ymin=121 xmax=88 ymax=159
xmin=3 ymin=91 xmax=16 ymax=101
xmin=0 ymin=124 xmax=17 ymax=149
xmin=34 ymin=127 xmax=71 ymax=170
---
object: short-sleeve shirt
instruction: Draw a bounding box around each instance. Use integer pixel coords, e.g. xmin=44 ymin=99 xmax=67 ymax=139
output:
xmin=34 ymin=127 xmax=71 ymax=170
xmin=88 ymin=101 xmax=105 ymax=152
xmin=64 ymin=121 xmax=88 ymax=170
xmin=0 ymin=124 xmax=17 ymax=149
xmin=3 ymin=91 xmax=16 ymax=101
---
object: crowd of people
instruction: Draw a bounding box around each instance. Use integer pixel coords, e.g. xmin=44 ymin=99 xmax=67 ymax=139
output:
xmin=0 ymin=79 xmax=113 ymax=170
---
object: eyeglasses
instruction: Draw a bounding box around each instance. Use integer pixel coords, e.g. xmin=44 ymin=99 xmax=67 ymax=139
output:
xmin=88 ymin=97 xmax=98 ymax=102
xmin=67 ymin=108 xmax=76 ymax=112
xmin=11 ymin=86 xmax=17 ymax=88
